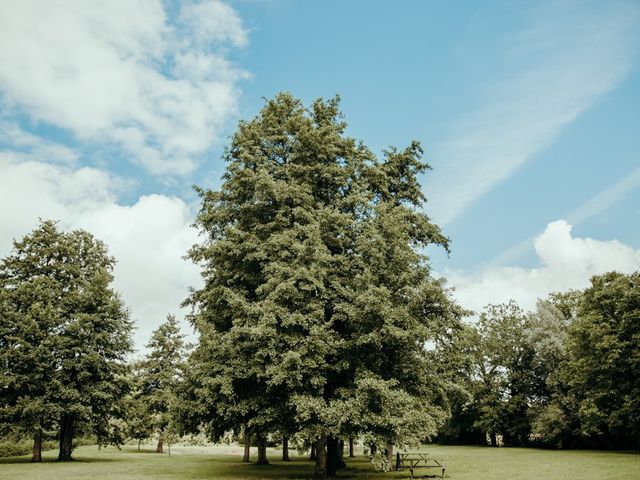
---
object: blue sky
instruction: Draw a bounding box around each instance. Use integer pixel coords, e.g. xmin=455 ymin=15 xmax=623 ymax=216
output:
xmin=1 ymin=0 xmax=639 ymax=347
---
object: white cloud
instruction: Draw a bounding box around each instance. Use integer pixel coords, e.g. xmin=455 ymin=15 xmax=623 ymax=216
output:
xmin=490 ymin=167 xmax=640 ymax=266
xmin=0 ymin=0 xmax=248 ymax=176
xmin=179 ymin=0 xmax=248 ymax=48
xmin=0 ymin=155 xmax=201 ymax=349
xmin=76 ymin=195 xmax=202 ymax=348
xmin=445 ymin=220 xmax=640 ymax=314
xmin=426 ymin=2 xmax=640 ymax=225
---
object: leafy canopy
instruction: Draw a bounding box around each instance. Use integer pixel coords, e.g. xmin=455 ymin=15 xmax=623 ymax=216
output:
xmin=183 ymin=93 xmax=463 ymax=450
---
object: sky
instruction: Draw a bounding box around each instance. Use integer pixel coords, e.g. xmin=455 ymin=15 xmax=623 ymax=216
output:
xmin=1 ymin=0 xmax=639 ymax=350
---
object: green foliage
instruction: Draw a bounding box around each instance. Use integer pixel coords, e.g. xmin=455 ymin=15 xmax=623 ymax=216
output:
xmin=369 ymin=452 xmax=391 ymax=472
xmin=123 ymin=373 xmax=154 ymax=446
xmin=439 ymin=271 xmax=640 ymax=450
xmin=565 ymin=271 xmax=640 ymax=448
xmin=141 ymin=316 xmax=187 ymax=431
xmin=474 ymin=302 xmax=536 ymax=446
xmin=0 ymin=438 xmax=56 ymax=457
xmin=0 ymin=220 xmax=133 ymax=457
xmin=182 ymin=92 xmax=462 ymax=465
xmin=130 ymin=315 xmax=187 ymax=449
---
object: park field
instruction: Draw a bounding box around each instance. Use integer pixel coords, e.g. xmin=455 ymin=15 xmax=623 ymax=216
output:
xmin=1 ymin=444 xmax=639 ymax=480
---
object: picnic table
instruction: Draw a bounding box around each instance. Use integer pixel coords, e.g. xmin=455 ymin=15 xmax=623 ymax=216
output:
xmin=395 ymin=452 xmax=446 ymax=478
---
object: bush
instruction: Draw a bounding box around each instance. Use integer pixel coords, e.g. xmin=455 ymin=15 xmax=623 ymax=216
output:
xmin=370 ymin=452 xmax=391 ymax=472
xmin=0 ymin=438 xmax=58 ymax=458
xmin=530 ymin=402 xmax=572 ymax=448
xmin=0 ymin=440 xmax=30 ymax=457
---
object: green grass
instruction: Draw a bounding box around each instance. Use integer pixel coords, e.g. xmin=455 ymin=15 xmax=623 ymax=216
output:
xmin=1 ymin=444 xmax=639 ymax=480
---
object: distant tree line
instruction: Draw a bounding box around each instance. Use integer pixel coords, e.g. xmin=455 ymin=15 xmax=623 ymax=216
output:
xmin=436 ymin=271 xmax=640 ymax=450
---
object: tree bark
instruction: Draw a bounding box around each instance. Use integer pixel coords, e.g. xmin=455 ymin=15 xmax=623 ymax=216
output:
xmin=490 ymin=431 xmax=497 ymax=447
xmin=370 ymin=443 xmax=377 ymax=455
xmin=32 ymin=426 xmax=43 ymax=462
xmin=256 ymin=433 xmax=269 ymax=465
xmin=242 ymin=432 xmax=251 ymax=462
xmin=57 ymin=414 xmax=75 ymax=461
xmin=156 ymin=431 xmax=164 ymax=453
xmin=314 ymin=437 xmax=327 ymax=478
xmin=348 ymin=437 xmax=354 ymax=457
xmin=138 ymin=438 xmax=141 ymax=451
xmin=326 ymin=436 xmax=343 ymax=475
xmin=310 ymin=440 xmax=317 ymax=460
xmin=282 ymin=436 xmax=290 ymax=461
xmin=385 ymin=443 xmax=393 ymax=465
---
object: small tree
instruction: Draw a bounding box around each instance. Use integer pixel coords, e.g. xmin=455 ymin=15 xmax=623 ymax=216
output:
xmin=138 ymin=315 xmax=187 ymax=453
xmin=0 ymin=220 xmax=133 ymax=461
xmin=124 ymin=363 xmax=155 ymax=450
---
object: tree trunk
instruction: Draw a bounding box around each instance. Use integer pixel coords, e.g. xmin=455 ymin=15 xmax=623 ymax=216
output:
xmin=31 ymin=426 xmax=43 ymax=462
xmin=242 ymin=432 xmax=251 ymax=462
xmin=282 ymin=436 xmax=290 ymax=461
xmin=57 ymin=414 xmax=75 ymax=461
xmin=385 ymin=443 xmax=393 ymax=465
xmin=490 ymin=431 xmax=497 ymax=447
xmin=326 ymin=436 xmax=343 ymax=475
xmin=314 ymin=437 xmax=327 ymax=478
xmin=138 ymin=438 xmax=141 ymax=451
xmin=370 ymin=443 xmax=377 ymax=455
xmin=310 ymin=440 xmax=316 ymax=460
xmin=256 ymin=433 xmax=269 ymax=465
xmin=156 ymin=431 xmax=164 ymax=453
xmin=348 ymin=437 xmax=354 ymax=457
xmin=338 ymin=439 xmax=345 ymax=467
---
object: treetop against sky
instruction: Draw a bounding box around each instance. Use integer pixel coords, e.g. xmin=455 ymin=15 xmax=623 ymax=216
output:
xmin=0 ymin=0 xmax=638 ymax=347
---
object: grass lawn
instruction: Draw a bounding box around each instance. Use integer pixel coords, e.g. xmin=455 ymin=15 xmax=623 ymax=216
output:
xmin=1 ymin=443 xmax=639 ymax=480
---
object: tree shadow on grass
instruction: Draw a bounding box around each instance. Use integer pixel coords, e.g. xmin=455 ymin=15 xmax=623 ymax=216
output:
xmin=0 ymin=455 xmax=119 ymax=464
xmin=202 ymin=456 xmax=394 ymax=479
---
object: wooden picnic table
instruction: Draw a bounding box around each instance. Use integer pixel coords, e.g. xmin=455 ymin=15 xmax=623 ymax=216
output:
xmin=395 ymin=452 xmax=446 ymax=478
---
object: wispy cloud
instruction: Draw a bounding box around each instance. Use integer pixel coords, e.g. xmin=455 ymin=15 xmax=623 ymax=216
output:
xmin=567 ymin=167 xmax=640 ymax=225
xmin=425 ymin=1 xmax=640 ymax=225
xmin=0 ymin=121 xmax=79 ymax=165
xmin=0 ymin=0 xmax=248 ymax=176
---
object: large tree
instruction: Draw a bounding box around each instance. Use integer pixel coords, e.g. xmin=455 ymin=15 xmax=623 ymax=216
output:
xmin=184 ymin=93 xmax=462 ymax=477
xmin=0 ymin=220 xmax=132 ymax=461
xmin=564 ymin=271 xmax=640 ymax=449
xmin=440 ymin=302 xmax=537 ymax=447
xmin=526 ymin=298 xmax=576 ymax=448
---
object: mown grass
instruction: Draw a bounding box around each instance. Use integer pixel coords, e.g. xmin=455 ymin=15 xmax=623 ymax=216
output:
xmin=1 ymin=443 xmax=639 ymax=480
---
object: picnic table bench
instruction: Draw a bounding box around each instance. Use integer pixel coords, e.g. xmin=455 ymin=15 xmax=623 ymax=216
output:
xmin=395 ymin=452 xmax=446 ymax=478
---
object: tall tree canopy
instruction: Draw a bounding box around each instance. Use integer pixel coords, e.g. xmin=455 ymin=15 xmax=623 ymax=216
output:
xmin=0 ymin=220 xmax=132 ymax=461
xmin=565 ymin=271 xmax=640 ymax=449
xmin=183 ymin=93 xmax=464 ymax=477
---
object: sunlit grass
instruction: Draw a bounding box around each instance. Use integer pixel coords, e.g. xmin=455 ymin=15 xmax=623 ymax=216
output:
xmin=1 ymin=443 xmax=639 ymax=479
